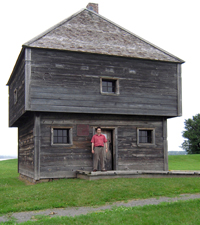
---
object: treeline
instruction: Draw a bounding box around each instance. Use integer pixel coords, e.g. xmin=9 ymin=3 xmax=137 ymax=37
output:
xmin=168 ymin=151 xmax=187 ymax=155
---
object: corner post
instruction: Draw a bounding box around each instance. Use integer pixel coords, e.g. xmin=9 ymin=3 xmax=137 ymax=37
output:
xmin=114 ymin=127 xmax=118 ymax=170
xmin=177 ymin=64 xmax=182 ymax=116
xmin=34 ymin=113 xmax=41 ymax=180
xmin=25 ymin=48 xmax=31 ymax=110
xmin=163 ymin=118 xmax=168 ymax=171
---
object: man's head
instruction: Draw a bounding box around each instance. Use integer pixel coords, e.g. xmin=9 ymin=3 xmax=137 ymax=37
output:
xmin=96 ymin=127 xmax=101 ymax=135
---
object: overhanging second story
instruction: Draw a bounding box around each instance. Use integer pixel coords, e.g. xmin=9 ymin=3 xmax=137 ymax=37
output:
xmin=7 ymin=5 xmax=184 ymax=127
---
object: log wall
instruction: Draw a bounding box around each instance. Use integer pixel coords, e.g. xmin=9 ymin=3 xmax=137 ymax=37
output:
xmin=18 ymin=116 xmax=34 ymax=178
xmin=29 ymin=48 xmax=179 ymax=117
xmin=35 ymin=113 xmax=166 ymax=179
xmin=9 ymin=54 xmax=25 ymax=127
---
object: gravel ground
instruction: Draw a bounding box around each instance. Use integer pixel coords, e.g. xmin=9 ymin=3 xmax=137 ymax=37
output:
xmin=1 ymin=193 xmax=200 ymax=223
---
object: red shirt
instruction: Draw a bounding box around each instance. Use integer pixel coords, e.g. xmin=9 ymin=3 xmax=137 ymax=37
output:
xmin=91 ymin=134 xmax=107 ymax=147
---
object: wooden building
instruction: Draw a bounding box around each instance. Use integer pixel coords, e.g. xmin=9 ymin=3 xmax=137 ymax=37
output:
xmin=7 ymin=3 xmax=184 ymax=181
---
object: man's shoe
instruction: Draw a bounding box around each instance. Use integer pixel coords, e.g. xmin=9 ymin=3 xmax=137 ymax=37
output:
xmin=93 ymin=169 xmax=97 ymax=172
xmin=101 ymin=170 xmax=107 ymax=172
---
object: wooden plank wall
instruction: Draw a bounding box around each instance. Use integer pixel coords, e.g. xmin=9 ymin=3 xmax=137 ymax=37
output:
xmin=18 ymin=116 xmax=34 ymax=178
xmin=40 ymin=113 xmax=93 ymax=178
xmin=9 ymin=54 xmax=25 ymax=127
xmin=29 ymin=48 xmax=178 ymax=117
xmin=39 ymin=113 xmax=165 ymax=179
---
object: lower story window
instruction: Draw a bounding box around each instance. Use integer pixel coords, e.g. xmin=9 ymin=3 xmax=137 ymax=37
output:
xmin=137 ymin=128 xmax=155 ymax=145
xmin=139 ymin=130 xmax=152 ymax=143
xmin=52 ymin=128 xmax=72 ymax=145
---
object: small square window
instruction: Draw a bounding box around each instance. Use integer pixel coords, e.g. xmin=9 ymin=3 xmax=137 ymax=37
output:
xmin=52 ymin=128 xmax=72 ymax=145
xmin=139 ymin=130 xmax=152 ymax=143
xmin=100 ymin=78 xmax=119 ymax=95
xmin=102 ymin=80 xmax=115 ymax=93
xmin=137 ymin=128 xmax=155 ymax=145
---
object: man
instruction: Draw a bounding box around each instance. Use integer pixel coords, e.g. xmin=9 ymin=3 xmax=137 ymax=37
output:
xmin=91 ymin=127 xmax=108 ymax=172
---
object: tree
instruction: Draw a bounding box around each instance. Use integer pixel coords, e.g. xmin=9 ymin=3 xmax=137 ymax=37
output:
xmin=181 ymin=114 xmax=200 ymax=154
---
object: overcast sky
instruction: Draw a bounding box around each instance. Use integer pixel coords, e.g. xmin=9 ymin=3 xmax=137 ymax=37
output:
xmin=1 ymin=0 xmax=199 ymax=156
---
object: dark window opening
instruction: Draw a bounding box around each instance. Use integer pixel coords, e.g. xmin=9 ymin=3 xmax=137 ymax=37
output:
xmin=102 ymin=79 xmax=116 ymax=93
xmin=53 ymin=129 xmax=70 ymax=144
xmin=139 ymin=130 xmax=152 ymax=143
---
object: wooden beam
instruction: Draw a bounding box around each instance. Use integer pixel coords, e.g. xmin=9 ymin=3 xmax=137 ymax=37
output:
xmin=34 ymin=113 xmax=41 ymax=180
xmin=25 ymin=48 xmax=31 ymax=110
xmin=114 ymin=127 xmax=118 ymax=170
xmin=163 ymin=118 xmax=168 ymax=171
xmin=18 ymin=129 xmax=19 ymax=173
xmin=177 ymin=64 xmax=182 ymax=116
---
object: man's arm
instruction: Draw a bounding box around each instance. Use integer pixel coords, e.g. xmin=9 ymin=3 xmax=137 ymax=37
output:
xmin=105 ymin=142 xmax=108 ymax=153
xmin=92 ymin=143 xmax=94 ymax=154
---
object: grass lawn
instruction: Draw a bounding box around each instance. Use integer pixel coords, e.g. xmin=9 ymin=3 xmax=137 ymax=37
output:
xmin=1 ymin=157 xmax=200 ymax=215
xmin=168 ymin=154 xmax=200 ymax=170
xmin=2 ymin=199 xmax=200 ymax=225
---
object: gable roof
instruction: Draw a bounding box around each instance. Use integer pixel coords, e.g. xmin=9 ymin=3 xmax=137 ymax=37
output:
xmin=24 ymin=8 xmax=184 ymax=63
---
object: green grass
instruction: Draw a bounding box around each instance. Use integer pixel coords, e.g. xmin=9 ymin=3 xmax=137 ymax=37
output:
xmin=168 ymin=154 xmax=200 ymax=170
xmin=1 ymin=158 xmax=200 ymax=215
xmin=2 ymin=199 xmax=200 ymax=225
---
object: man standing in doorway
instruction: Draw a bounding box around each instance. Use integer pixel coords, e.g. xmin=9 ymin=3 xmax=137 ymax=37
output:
xmin=91 ymin=127 xmax=108 ymax=172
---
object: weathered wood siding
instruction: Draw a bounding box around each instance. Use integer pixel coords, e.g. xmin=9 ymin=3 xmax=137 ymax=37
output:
xmin=9 ymin=54 xmax=25 ymax=127
xmin=39 ymin=113 xmax=93 ymax=178
xmin=28 ymin=48 xmax=179 ymax=117
xmin=37 ymin=113 xmax=166 ymax=179
xmin=117 ymin=118 xmax=164 ymax=170
xmin=18 ymin=116 xmax=34 ymax=178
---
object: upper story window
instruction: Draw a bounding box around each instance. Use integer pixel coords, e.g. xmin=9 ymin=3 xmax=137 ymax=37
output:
xmin=51 ymin=128 xmax=72 ymax=145
xmin=102 ymin=79 xmax=116 ymax=93
xmin=100 ymin=78 xmax=119 ymax=95
xmin=137 ymin=128 xmax=155 ymax=145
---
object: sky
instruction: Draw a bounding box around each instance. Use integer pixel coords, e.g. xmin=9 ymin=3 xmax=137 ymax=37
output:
xmin=0 ymin=0 xmax=200 ymax=156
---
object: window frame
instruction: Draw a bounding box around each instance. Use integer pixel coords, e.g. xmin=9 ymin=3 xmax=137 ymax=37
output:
xmin=100 ymin=77 xmax=119 ymax=95
xmin=51 ymin=127 xmax=73 ymax=146
xmin=137 ymin=128 xmax=155 ymax=146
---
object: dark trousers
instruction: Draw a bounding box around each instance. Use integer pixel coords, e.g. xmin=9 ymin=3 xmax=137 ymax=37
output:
xmin=93 ymin=146 xmax=105 ymax=170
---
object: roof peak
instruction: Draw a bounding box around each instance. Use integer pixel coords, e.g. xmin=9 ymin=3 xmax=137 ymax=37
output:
xmin=23 ymin=8 xmax=184 ymax=63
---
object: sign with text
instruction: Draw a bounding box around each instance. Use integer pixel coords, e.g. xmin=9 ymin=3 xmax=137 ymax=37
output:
xmin=77 ymin=124 xmax=89 ymax=136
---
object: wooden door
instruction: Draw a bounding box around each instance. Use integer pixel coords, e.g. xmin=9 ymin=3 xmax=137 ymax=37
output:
xmin=101 ymin=129 xmax=113 ymax=170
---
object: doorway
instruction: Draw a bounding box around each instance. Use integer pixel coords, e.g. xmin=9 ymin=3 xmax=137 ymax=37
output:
xmin=101 ymin=129 xmax=113 ymax=170
xmin=92 ymin=126 xmax=117 ymax=171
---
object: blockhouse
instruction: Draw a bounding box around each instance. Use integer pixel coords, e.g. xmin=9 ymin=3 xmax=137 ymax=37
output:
xmin=7 ymin=3 xmax=184 ymax=181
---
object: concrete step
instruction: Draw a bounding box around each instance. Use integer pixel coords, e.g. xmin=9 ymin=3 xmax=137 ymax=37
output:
xmin=76 ymin=170 xmax=200 ymax=180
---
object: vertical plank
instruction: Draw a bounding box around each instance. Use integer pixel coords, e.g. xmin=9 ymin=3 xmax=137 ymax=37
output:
xmin=18 ymin=129 xmax=19 ymax=173
xmin=114 ymin=127 xmax=118 ymax=170
xmin=177 ymin=64 xmax=182 ymax=116
xmin=34 ymin=113 xmax=41 ymax=180
xmin=163 ymin=118 xmax=168 ymax=171
xmin=25 ymin=48 xmax=31 ymax=110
